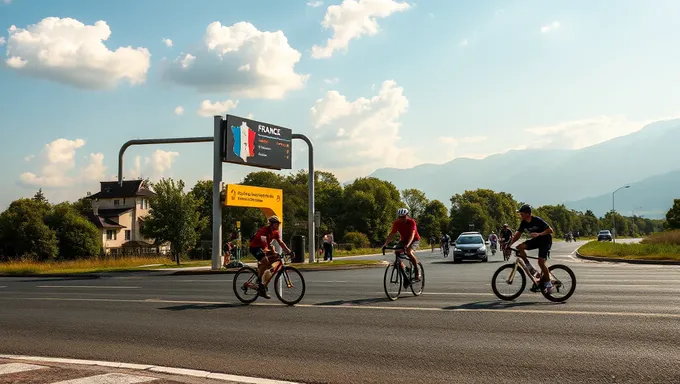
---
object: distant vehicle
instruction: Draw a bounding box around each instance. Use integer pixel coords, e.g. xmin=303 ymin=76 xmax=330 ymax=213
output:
xmin=597 ymin=230 xmax=613 ymax=241
xmin=452 ymin=232 xmax=488 ymax=263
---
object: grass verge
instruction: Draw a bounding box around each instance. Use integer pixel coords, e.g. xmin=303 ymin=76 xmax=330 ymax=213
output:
xmin=0 ymin=257 xmax=173 ymax=275
xmin=291 ymin=259 xmax=385 ymax=269
xmin=579 ymin=240 xmax=680 ymax=261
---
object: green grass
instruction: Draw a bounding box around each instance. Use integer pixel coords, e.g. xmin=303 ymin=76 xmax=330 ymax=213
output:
xmin=0 ymin=256 xmax=174 ymax=275
xmin=579 ymin=239 xmax=680 ymax=261
xmin=333 ymin=247 xmax=383 ymax=257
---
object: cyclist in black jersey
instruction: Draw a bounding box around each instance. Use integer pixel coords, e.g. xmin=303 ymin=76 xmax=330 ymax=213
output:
xmin=510 ymin=204 xmax=554 ymax=293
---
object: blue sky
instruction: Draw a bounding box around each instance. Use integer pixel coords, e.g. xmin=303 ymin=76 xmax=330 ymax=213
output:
xmin=1 ymin=0 xmax=680 ymax=208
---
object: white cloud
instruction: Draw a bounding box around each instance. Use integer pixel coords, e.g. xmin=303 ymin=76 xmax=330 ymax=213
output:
xmin=128 ymin=150 xmax=179 ymax=180
xmin=459 ymin=39 xmax=469 ymax=47
xmin=174 ymin=106 xmax=184 ymax=115
xmin=247 ymin=112 xmax=254 ymax=119
xmin=307 ymin=0 xmax=324 ymax=7
xmin=3 ymin=0 xmax=11 ymax=4
xmin=0 ymin=37 xmax=5 ymax=46
xmin=438 ymin=136 xmax=487 ymax=146
xmin=540 ymin=21 xmax=560 ymax=33
xmin=18 ymin=138 xmax=106 ymax=188
xmin=4 ymin=17 xmax=151 ymax=90
xmin=24 ymin=154 xmax=34 ymax=161
xmin=310 ymin=80 xmax=413 ymax=178
xmin=323 ymin=77 xmax=340 ymax=84
xmin=197 ymin=99 xmax=239 ymax=117
xmin=163 ymin=21 xmax=309 ymax=99
xmin=162 ymin=38 xmax=173 ymax=47
xmin=311 ymin=0 xmax=411 ymax=59
xmin=524 ymin=115 xmax=647 ymax=149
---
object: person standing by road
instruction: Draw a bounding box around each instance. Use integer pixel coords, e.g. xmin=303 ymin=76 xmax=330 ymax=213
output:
xmin=323 ymin=230 xmax=336 ymax=261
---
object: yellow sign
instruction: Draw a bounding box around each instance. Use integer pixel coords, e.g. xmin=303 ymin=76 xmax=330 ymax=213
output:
xmin=224 ymin=184 xmax=283 ymax=227
xmin=236 ymin=221 xmax=241 ymax=229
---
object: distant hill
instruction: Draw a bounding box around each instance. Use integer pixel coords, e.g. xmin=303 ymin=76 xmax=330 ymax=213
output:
xmin=369 ymin=118 xmax=680 ymax=209
xmin=563 ymin=169 xmax=680 ymax=219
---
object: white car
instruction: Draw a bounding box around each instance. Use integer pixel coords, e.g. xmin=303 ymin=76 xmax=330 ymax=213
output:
xmin=452 ymin=232 xmax=488 ymax=263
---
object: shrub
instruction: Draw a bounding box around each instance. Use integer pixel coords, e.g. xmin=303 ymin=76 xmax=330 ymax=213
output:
xmin=343 ymin=231 xmax=370 ymax=249
xmin=640 ymin=230 xmax=680 ymax=245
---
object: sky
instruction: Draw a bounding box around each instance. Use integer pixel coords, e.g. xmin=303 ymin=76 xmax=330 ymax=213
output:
xmin=1 ymin=0 xmax=680 ymax=209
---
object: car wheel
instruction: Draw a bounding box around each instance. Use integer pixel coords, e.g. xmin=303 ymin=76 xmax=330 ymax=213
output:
xmin=482 ymin=257 xmax=488 ymax=263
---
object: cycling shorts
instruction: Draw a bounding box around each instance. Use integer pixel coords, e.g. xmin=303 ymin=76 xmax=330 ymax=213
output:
xmin=398 ymin=240 xmax=420 ymax=251
xmin=523 ymin=237 xmax=552 ymax=259
xmin=249 ymin=247 xmax=268 ymax=261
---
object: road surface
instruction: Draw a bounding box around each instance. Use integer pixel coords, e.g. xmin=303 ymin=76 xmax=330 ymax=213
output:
xmin=1 ymin=241 xmax=679 ymax=383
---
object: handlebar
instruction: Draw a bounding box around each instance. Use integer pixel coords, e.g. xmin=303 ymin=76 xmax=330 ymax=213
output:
xmin=382 ymin=246 xmax=406 ymax=255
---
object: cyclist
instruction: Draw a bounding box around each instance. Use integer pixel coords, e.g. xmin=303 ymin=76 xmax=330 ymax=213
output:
xmin=249 ymin=215 xmax=293 ymax=299
xmin=510 ymin=204 xmax=554 ymax=293
xmin=383 ymin=208 xmax=422 ymax=281
xmin=488 ymin=231 xmax=498 ymax=251
xmin=441 ymin=233 xmax=451 ymax=254
xmin=429 ymin=235 xmax=438 ymax=252
xmin=499 ymin=224 xmax=513 ymax=254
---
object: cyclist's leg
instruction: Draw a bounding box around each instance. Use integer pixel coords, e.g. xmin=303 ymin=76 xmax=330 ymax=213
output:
xmin=537 ymin=243 xmax=552 ymax=288
xmin=405 ymin=240 xmax=421 ymax=280
xmin=517 ymin=241 xmax=539 ymax=276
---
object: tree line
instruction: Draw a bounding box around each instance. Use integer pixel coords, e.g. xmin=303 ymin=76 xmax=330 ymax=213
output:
xmin=0 ymin=173 xmax=668 ymax=261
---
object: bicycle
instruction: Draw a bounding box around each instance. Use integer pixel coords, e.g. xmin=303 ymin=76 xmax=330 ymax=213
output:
xmin=382 ymin=246 xmax=425 ymax=301
xmin=500 ymin=241 xmax=511 ymax=262
xmin=442 ymin=242 xmax=450 ymax=257
xmin=491 ymin=247 xmax=576 ymax=302
xmin=233 ymin=251 xmax=306 ymax=306
xmin=490 ymin=240 xmax=497 ymax=256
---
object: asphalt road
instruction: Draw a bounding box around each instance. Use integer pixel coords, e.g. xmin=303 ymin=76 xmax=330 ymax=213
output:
xmin=2 ymin=241 xmax=680 ymax=383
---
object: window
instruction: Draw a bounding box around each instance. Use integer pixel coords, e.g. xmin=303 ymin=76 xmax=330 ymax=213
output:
xmin=123 ymin=198 xmax=126 ymax=204
xmin=125 ymin=230 xmax=131 ymax=241
xmin=141 ymin=199 xmax=148 ymax=210
xmin=114 ymin=199 xmax=120 ymax=206
xmin=106 ymin=230 xmax=117 ymax=240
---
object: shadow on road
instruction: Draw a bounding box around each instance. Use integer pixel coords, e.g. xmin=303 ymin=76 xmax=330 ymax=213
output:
xmin=17 ymin=276 xmax=100 ymax=283
xmin=158 ymin=303 xmax=245 ymax=311
xmin=442 ymin=300 xmax=562 ymax=310
xmin=314 ymin=297 xmax=391 ymax=306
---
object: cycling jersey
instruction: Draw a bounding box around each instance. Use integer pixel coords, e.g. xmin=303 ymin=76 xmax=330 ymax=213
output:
xmin=500 ymin=228 xmax=513 ymax=242
xmin=390 ymin=217 xmax=420 ymax=242
xmin=249 ymin=225 xmax=281 ymax=250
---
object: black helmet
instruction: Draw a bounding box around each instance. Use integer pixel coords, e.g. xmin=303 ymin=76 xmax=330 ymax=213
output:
xmin=517 ymin=204 xmax=532 ymax=214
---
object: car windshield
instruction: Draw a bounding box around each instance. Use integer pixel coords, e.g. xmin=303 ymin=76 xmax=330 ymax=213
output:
xmin=599 ymin=231 xmax=610 ymax=234
xmin=457 ymin=236 xmax=483 ymax=245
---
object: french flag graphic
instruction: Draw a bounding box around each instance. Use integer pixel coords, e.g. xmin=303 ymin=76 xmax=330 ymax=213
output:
xmin=231 ymin=121 xmax=256 ymax=162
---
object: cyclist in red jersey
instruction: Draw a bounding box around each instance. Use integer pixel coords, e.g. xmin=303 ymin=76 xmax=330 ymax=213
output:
xmin=383 ymin=208 xmax=422 ymax=281
xmin=249 ymin=215 xmax=292 ymax=299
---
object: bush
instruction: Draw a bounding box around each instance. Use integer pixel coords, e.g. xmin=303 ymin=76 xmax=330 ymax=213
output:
xmin=343 ymin=231 xmax=370 ymax=249
xmin=640 ymin=230 xmax=680 ymax=245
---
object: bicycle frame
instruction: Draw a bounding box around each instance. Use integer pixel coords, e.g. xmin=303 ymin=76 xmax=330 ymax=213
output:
xmin=243 ymin=252 xmax=292 ymax=290
xmin=383 ymin=246 xmax=416 ymax=284
xmin=505 ymin=248 xmax=555 ymax=286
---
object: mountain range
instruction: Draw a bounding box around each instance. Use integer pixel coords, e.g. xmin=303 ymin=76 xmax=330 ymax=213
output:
xmin=369 ymin=118 xmax=680 ymax=219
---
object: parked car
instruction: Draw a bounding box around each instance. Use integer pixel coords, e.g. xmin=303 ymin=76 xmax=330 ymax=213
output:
xmin=597 ymin=230 xmax=613 ymax=241
xmin=452 ymin=232 xmax=488 ymax=263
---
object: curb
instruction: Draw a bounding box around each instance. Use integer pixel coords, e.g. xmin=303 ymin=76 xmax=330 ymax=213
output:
xmin=170 ymin=261 xmax=388 ymax=275
xmin=574 ymin=250 xmax=680 ymax=266
xmin=0 ymin=354 xmax=300 ymax=384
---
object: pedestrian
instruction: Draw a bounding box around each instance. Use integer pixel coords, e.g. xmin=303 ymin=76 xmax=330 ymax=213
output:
xmin=323 ymin=230 xmax=336 ymax=261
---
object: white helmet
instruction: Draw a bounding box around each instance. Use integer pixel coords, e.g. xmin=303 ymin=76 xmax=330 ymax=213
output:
xmin=268 ymin=215 xmax=281 ymax=224
xmin=397 ymin=208 xmax=409 ymax=217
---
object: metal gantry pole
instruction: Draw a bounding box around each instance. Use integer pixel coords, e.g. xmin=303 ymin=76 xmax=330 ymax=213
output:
xmin=212 ymin=116 xmax=224 ymax=270
xmin=293 ymin=134 xmax=315 ymax=263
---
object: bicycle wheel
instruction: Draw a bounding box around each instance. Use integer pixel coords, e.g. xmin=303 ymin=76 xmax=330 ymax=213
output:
xmin=274 ymin=266 xmax=306 ymax=305
xmin=383 ymin=263 xmax=402 ymax=301
xmin=491 ymin=264 xmax=526 ymax=301
xmin=233 ymin=266 xmax=260 ymax=304
xmin=410 ymin=262 xmax=425 ymax=296
xmin=542 ymin=264 xmax=576 ymax=302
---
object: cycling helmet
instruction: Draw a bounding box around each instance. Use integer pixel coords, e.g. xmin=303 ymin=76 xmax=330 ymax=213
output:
xmin=268 ymin=215 xmax=281 ymax=223
xmin=517 ymin=204 xmax=532 ymax=214
xmin=397 ymin=208 xmax=409 ymax=217
xmin=503 ymin=223 xmax=509 ymax=227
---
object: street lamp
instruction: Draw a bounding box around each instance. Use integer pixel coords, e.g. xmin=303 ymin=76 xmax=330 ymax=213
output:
xmin=612 ymin=185 xmax=630 ymax=243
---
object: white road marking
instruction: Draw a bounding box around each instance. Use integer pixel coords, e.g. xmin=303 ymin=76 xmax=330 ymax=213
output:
xmin=0 ymin=362 xmax=46 ymax=375
xmin=0 ymin=286 xmax=6 ymax=288
xmin=7 ymin=296 xmax=680 ymax=319
xmin=51 ymin=373 xmax=158 ymax=383
xmin=37 ymin=286 xmax=140 ymax=289
xmin=0 ymin=354 xmax=302 ymax=384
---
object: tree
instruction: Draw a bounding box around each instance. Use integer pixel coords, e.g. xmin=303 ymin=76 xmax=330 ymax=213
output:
xmin=579 ymin=210 xmax=600 ymax=236
xmin=45 ymin=203 xmax=101 ymax=259
xmin=339 ymin=177 xmax=401 ymax=244
xmin=449 ymin=189 xmax=519 ymax=237
xmin=141 ymin=178 xmax=206 ymax=264
xmin=418 ymin=200 xmax=449 ymax=239
xmin=0 ymin=198 xmax=58 ymax=261
xmin=401 ymin=189 xmax=428 ymax=221
xmin=665 ymin=199 xmax=680 ymax=230
xmin=71 ymin=197 xmax=93 ymax=217
xmin=33 ymin=189 xmax=48 ymax=204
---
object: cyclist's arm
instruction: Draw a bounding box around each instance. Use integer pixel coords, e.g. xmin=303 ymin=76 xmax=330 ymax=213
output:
xmin=405 ymin=230 xmax=416 ymax=247
xmin=384 ymin=223 xmax=398 ymax=246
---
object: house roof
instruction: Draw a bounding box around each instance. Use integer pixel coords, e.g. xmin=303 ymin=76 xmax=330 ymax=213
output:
xmin=88 ymin=180 xmax=154 ymax=199
xmin=122 ymin=240 xmax=154 ymax=248
xmin=86 ymin=212 xmax=126 ymax=229
xmin=97 ymin=208 xmax=134 ymax=218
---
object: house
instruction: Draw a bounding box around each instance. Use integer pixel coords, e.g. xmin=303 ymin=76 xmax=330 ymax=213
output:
xmin=86 ymin=180 xmax=164 ymax=255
